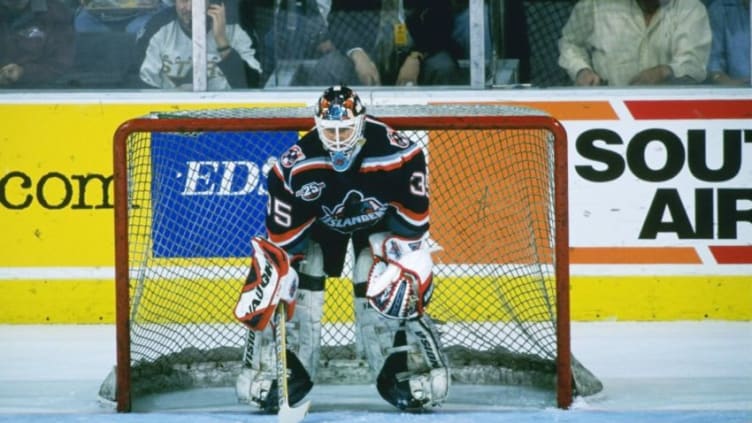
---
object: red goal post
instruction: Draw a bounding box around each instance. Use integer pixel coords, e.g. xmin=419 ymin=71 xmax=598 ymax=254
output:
xmin=107 ymin=104 xmax=602 ymax=412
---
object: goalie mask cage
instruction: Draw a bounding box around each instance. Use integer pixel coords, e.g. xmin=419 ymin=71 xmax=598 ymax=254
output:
xmin=106 ymin=104 xmax=602 ymax=412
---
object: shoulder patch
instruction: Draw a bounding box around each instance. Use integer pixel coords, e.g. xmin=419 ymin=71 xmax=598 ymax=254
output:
xmin=295 ymin=181 xmax=325 ymax=201
xmin=280 ymin=145 xmax=306 ymax=168
xmin=387 ymin=128 xmax=411 ymax=148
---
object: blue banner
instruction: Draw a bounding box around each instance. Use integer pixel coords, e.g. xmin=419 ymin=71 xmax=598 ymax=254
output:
xmin=150 ymin=131 xmax=298 ymax=258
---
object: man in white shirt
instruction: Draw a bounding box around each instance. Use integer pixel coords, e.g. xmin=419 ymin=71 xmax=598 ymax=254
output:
xmin=139 ymin=0 xmax=262 ymax=89
xmin=558 ymin=0 xmax=711 ymax=86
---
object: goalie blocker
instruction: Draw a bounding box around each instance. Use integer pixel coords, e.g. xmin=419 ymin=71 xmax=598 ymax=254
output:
xmin=233 ymin=234 xmax=450 ymax=412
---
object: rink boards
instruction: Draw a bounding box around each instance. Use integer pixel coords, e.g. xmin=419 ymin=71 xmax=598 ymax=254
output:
xmin=0 ymin=90 xmax=750 ymax=323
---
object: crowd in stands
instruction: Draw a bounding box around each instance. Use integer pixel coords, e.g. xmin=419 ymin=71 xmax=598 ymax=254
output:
xmin=256 ymin=0 xmax=488 ymax=87
xmin=0 ymin=0 xmax=749 ymax=89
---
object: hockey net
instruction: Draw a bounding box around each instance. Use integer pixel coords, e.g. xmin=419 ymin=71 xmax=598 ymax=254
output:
xmin=103 ymin=104 xmax=602 ymax=411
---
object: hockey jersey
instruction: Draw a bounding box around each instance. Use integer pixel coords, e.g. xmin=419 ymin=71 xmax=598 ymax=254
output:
xmin=266 ymin=116 xmax=429 ymax=253
xmin=139 ymin=17 xmax=262 ymax=89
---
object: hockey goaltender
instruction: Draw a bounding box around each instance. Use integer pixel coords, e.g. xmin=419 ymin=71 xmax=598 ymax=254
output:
xmin=233 ymin=85 xmax=450 ymax=415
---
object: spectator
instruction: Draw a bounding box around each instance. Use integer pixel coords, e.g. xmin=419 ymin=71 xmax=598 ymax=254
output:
xmin=138 ymin=0 xmax=262 ymax=89
xmin=558 ymin=0 xmax=712 ymax=87
xmin=0 ymin=0 xmax=74 ymax=87
xmin=449 ymin=0 xmax=492 ymax=64
xmin=74 ymin=0 xmax=167 ymax=34
xmin=503 ymin=0 xmax=530 ymax=83
xmin=330 ymin=0 xmax=464 ymax=86
xmin=259 ymin=0 xmax=360 ymax=86
xmin=707 ymin=0 xmax=750 ymax=85
xmin=399 ymin=0 xmax=464 ymax=85
xmin=254 ymin=0 xmax=475 ymax=87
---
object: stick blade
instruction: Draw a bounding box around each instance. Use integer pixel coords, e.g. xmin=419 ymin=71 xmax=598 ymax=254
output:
xmin=278 ymin=399 xmax=310 ymax=423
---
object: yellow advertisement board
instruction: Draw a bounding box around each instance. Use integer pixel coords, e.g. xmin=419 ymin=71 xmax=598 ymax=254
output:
xmin=1 ymin=95 xmax=749 ymax=323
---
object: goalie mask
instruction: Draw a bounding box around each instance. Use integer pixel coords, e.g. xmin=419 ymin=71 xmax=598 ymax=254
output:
xmin=314 ymin=85 xmax=366 ymax=172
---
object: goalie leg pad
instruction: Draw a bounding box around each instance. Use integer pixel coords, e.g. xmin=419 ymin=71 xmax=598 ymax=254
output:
xmin=405 ymin=316 xmax=449 ymax=377
xmin=353 ymin=293 xmax=403 ymax=376
xmin=236 ymin=324 xmax=313 ymax=412
xmin=376 ymin=354 xmax=450 ymax=411
xmin=259 ymin=348 xmax=313 ymax=413
xmin=354 ymin=284 xmax=450 ymax=411
xmin=236 ymin=327 xmax=276 ymax=407
xmin=286 ymin=285 xmax=324 ymax=379
xmin=376 ymin=316 xmax=450 ymax=411
xmin=353 ymin=248 xmax=396 ymax=366
xmin=405 ymin=368 xmax=450 ymax=408
xmin=287 ymin=241 xmax=326 ymax=379
xmin=404 ymin=316 xmax=450 ymax=407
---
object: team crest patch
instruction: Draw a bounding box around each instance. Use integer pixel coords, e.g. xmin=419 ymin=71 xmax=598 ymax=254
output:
xmin=386 ymin=238 xmax=422 ymax=261
xmin=280 ymin=145 xmax=305 ymax=168
xmin=295 ymin=182 xmax=325 ymax=201
xmin=388 ymin=129 xmax=410 ymax=148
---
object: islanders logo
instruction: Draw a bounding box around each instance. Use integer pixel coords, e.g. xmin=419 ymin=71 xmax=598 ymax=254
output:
xmin=320 ymin=190 xmax=387 ymax=233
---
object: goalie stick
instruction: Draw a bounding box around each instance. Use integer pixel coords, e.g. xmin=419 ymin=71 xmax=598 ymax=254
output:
xmin=274 ymin=303 xmax=311 ymax=423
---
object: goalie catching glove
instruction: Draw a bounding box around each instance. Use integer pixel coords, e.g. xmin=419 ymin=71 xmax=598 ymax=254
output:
xmin=234 ymin=236 xmax=298 ymax=331
xmin=366 ymin=233 xmax=436 ymax=320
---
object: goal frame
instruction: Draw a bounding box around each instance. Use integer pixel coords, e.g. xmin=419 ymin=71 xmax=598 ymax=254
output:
xmin=112 ymin=107 xmax=572 ymax=412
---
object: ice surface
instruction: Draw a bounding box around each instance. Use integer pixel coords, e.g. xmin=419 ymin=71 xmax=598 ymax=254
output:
xmin=0 ymin=322 xmax=750 ymax=422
